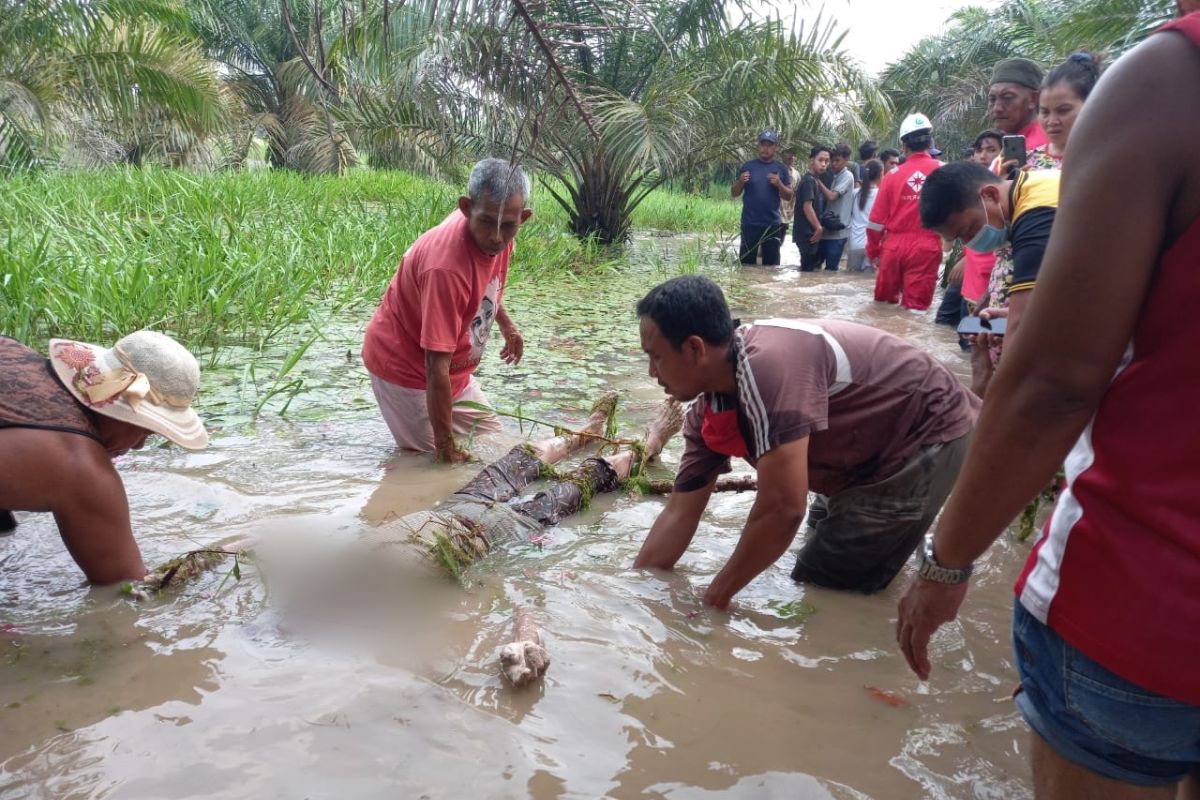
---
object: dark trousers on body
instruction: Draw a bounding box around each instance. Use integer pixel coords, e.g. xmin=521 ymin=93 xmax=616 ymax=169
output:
xmin=740 ymin=224 xmax=783 ymax=266
xmin=791 ymin=433 xmax=971 ymax=593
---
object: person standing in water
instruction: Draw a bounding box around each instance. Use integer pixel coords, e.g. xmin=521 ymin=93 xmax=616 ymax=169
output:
xmin=898 ymin=6 xmax=1200 ymax=796
xmin=732 ymin=130 xmax=793 ymax=267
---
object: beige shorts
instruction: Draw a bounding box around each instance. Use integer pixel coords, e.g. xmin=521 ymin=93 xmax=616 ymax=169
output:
xmin=369 ymin=373 xmax=502 ymax=452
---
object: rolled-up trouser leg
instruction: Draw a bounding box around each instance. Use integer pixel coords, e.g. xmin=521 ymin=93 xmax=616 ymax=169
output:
xmin=791 ymin=433 xmax=971 ymax=593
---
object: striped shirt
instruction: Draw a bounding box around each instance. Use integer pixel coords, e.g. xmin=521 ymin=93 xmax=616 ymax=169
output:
xmin=673 ymin=320 xmax=978 ymax=495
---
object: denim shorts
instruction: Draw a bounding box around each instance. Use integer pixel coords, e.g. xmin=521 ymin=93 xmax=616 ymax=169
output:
xmin=1012 ymin=602 xmax=1200 ymax=786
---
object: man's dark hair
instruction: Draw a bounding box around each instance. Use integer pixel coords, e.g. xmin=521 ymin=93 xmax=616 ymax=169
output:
xmin=832 ymin=143 xmax=852 ymax=160
xmin=960 ymin=145 xmax=976 ymax=160
xmin=636 ymin=275 xmax=735 ymax=348
xmin=879 ymin=148 xmax=900 ymax=163
xmin=809 ymin=144 xmax=832 ymax=160
xmin=901 ymin=131 xmax=933 ymax=152
xmin=972 ymin=129 xmax=1004 ymax=151
xmin=783 ymin=147 xmax=796 ymax=157
xmin=920 ymin=161 xmax=1004 ymax=229
xmin=858 ymin=140 xmax=878 ymax=161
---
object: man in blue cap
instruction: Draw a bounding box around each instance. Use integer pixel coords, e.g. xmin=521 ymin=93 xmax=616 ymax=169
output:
xmin=732 ymin=130 xmax=793 ymax=266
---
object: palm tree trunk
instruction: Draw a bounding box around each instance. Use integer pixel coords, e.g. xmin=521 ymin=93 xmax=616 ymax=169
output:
xmin=569 ymin=152 xmax=634 ymax=244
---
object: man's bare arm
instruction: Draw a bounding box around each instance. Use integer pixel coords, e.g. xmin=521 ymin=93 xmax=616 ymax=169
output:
xmin=424 ymin=350 xmax=467 ymax=462
xmin=899 ymin=31 xmax=1200 ymax=679
xmin=633 ymin=478 xmax=716 ymax=570
xmin=704 ymin=437 xmax=809 ymax=609
xmin=52 ymin=447 xmax=145 ymax=584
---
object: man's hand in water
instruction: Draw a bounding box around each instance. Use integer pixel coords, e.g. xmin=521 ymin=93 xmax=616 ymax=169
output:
xmin=436 ymin=438 xmax=472 ymax=464
xmin=896 ymin=576 xmax=968 ymax=680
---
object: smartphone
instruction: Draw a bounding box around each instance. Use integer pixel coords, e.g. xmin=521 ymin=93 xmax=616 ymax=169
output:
xmin=1002 ymin=135 xmax=1026 ymax=167
xmin=957 ymin=316 xmax=1007 ymax=336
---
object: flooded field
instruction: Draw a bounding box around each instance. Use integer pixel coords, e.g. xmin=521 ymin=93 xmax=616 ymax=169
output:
xmin=1 ymin=238 xmax=1034 ymax=799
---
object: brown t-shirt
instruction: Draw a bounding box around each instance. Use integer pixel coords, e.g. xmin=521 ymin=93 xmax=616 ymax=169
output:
xmin=0 ymin=337 xmax=101 ymax=442
xmin=674 ymin=319 xmax=979 ymax=495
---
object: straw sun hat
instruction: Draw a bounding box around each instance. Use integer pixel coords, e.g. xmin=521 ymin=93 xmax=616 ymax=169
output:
xmin=48 ymin=331 xmax=208 ymax=449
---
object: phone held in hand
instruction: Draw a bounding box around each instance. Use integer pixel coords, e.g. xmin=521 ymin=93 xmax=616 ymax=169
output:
xmin=1002 ymin=135 xmax=1027 ymax=167
xmin=957 ymin=316 xmax=1007 ymax=336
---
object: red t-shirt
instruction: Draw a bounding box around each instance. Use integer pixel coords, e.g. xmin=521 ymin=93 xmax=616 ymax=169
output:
xmin=1014 ymin=10 xmax=1200 ymax=705
xmin=362 ymin=211 xmax=510 ymax=395
xmin=1017 ymin=118 xmax=1049 ymax=152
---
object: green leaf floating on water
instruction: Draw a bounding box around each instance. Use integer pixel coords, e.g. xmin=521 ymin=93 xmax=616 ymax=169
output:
xmin=768 ymin=600 xmax=818 ymax=622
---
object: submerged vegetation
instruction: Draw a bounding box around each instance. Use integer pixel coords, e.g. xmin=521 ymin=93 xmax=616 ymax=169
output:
xmin=0 ymin=167 xmax=739 ymax=351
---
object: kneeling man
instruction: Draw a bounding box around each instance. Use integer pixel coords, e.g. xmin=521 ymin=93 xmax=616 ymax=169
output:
xmin=363 ymin=158 xmax=532 ymax=463
xmin=633 ymin=275 xmax=979 ymax=607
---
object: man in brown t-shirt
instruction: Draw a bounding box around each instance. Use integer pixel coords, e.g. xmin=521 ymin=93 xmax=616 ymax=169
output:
xmin=633 ymin=276 xmax=979 ymax=606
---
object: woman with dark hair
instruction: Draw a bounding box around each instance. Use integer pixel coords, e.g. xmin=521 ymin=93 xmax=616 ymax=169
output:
xmin=1028 ymin=52 xmax=1104 ymax=169
xmin=847 ymin=159 xmax=884 ymax=271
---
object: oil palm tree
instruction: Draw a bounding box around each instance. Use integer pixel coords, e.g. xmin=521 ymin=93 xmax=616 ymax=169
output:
xmin=881 ymin=0 xmax=1176 ymax=156
xmin=0 ymin=0 xmax=227 ymax=171
xmin=340 ymin=0 xmax=889 ymax=242
xmin=189 ymin=0 xmax=357 ymax=173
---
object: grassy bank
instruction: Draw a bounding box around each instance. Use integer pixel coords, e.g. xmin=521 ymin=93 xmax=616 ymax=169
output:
xmin=0 ymin=168 xmax=738 ymax=351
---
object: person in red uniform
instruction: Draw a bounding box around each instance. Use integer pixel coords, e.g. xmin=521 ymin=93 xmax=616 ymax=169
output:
xmin=866 ymin=113 xmax=944 ymax=311
xmin=897 ymin=4 xmax=1200 ymax=797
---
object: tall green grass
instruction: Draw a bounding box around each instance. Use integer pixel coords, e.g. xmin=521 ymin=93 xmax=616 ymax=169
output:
xmin=630 ymin=189 xmax=738 ymax=233
xmin=0 ymin=168 xmax=737 ymax=352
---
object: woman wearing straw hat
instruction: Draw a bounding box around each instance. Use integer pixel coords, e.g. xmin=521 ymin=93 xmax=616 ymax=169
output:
xmin=0 ymin=331 xmax=207 ymax=584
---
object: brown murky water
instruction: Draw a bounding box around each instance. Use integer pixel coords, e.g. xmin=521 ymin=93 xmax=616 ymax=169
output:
xmin=0 ymin=237 xmax=1034 ymax=799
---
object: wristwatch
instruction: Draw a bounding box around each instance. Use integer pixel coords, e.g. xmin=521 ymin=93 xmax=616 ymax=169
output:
xmin=918 ymin=533 xmax=973 ymax=584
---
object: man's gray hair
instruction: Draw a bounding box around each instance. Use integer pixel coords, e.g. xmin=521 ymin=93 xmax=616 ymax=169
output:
xmin=468 ymin=158 xmax=532 ymax=207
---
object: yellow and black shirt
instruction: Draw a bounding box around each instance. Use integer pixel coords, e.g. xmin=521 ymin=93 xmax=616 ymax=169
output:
xmin=1007 ymin=169 xmax=1060 ymax=295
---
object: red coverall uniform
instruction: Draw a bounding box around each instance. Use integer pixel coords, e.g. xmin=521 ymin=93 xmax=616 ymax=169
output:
xmin=866 ymin=151 xmax=944 ymax=310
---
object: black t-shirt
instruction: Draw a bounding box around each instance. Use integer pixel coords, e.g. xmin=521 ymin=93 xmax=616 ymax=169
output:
xmin=792 ymin=174 xmax=824 ymax=240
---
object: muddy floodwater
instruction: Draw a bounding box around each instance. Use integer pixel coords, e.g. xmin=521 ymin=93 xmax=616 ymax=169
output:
xmin=1 ymin=237 xmax=1034 ymax=799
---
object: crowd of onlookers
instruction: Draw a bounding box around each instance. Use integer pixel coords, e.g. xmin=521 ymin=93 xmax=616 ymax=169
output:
xmin=736 ymin=8 xmax=1200 ymax=795
xmin=735 ymin=50 xmax=1104 ymax=397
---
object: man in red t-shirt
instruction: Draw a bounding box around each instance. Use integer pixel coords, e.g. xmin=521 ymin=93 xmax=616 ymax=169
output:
xmin=362 ymin=158 xmax=532 ymax=463
xmin=898 ymin=7 xmax=1200 ymax=795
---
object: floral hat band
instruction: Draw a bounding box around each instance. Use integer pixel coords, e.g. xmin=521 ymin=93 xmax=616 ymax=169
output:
xmin=49 ymin=331 xmax=208 ymax=450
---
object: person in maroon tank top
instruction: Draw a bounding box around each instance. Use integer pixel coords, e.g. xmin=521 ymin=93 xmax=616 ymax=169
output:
xmin=896 ymin=4 xmax=1200 ymax=797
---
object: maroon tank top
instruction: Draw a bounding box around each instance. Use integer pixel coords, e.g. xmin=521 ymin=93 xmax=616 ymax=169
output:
xmin=0 ymin=337 xmax=101 ymax=442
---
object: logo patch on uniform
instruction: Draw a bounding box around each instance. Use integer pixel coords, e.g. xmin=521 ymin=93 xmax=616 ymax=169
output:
xmin=906 ymin=171 xmax=927 ymax=193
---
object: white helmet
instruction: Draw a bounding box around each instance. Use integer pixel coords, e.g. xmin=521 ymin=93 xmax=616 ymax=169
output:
xmin=899 ymin=112 xmax=933 ymax=140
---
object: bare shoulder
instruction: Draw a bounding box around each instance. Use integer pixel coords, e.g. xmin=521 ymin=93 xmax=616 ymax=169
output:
xmin=0 ymin=428 xmax=119 ymax=512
